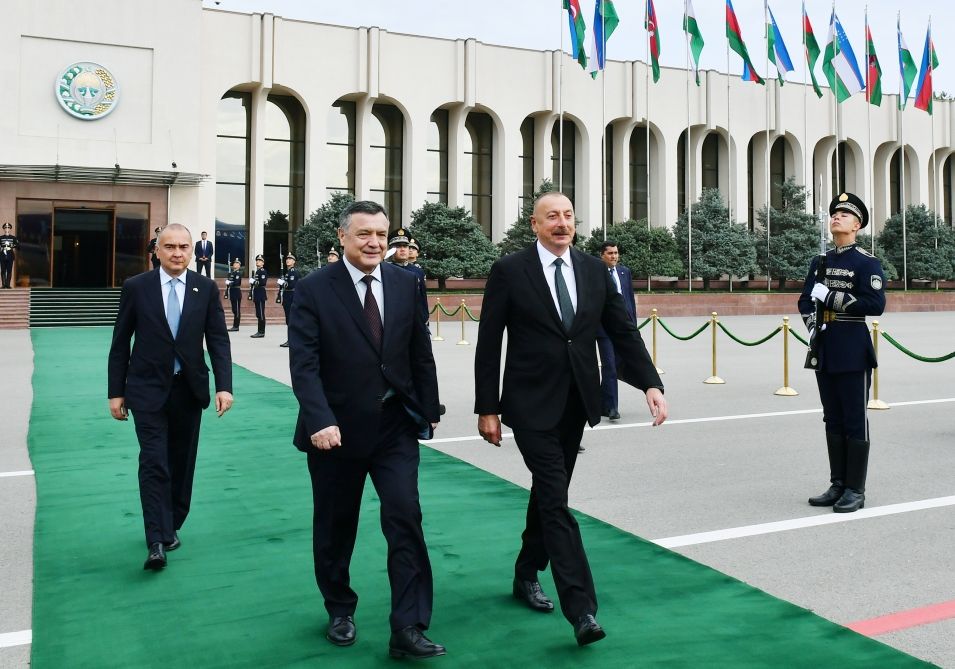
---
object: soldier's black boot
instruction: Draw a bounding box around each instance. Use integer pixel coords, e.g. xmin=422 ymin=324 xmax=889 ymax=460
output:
xmin=250 ymin=319 xmax=265 ymax=338
xmin=834 ymin=438 xmax=869 ymax=513
xmin=808 ymin=432 xmax=846 ymax=506
xmin=228 ymin=315 xmax=239 ymax=332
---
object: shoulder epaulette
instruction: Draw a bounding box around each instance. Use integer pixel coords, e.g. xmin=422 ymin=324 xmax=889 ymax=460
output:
xmin=855 ymin=246 xmax=874 ymax=257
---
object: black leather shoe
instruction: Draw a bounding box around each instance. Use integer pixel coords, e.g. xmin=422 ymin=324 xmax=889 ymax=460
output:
xmin=279 ymin=341 xmax=289 ymax=348
xmin=227 ymin=326 xmax=239 ymax=332
xmin=578 ymin=445 xmax=586 ymax=453
xmin=388 ymin=626 xmax=446 ymax=659
xmin=326 ymin=615 xmax=356 ymax=646
xmin=144 ymin=542 xmax=166 ymax=571
xmin=574 ymin=614 xmax=606 ymax=646
xmin=608 ymin=410 xmax=621 ymax=421
xmin=808 ymin=483 xmax=844 ymax=507
xmin=164 ymin=533 xmax=181 ymax=551
xmin=250 ymin=332 xmax=264 ymax=338
xmin=833 ymin=488 xmax=865 ymax=513
xmin=512 ymin=578 xmax=554 ymax=612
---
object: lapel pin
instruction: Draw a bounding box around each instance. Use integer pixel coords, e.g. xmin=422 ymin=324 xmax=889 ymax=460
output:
xmin=192 ymin=287 xmax=198 ymax=292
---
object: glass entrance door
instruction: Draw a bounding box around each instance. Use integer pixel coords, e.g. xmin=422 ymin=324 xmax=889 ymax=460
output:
xmin=53 ymin=209 xmax=114 ymax=287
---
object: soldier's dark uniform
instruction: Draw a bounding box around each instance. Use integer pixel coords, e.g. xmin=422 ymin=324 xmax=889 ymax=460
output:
xmin=1 ymin=223 xmax=20 ymax=289
xmin=250 ymin=255 xmax=268 ymax=338
xmin=388 ymin=229 xmax=429 ymax=325
xmin=798 ymin=192 xmax=886 ymax=513
xmin=147 ymin=227 xmax=162 ymax=269
xmin=278 ymin=254 xmax=299 ymax=348
xmin=225 ymin=260 xmax=243 ymax=331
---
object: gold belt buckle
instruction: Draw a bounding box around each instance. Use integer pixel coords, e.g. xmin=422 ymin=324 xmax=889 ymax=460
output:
xmin=823 ymin=310 xmax=835 ymax=323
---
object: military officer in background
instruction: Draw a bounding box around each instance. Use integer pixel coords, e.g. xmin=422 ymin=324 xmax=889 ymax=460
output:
xmin=326 ymin=247 xmax=340 ymax=263
xmin=225 ymin=257 xmax=243 ymax=332
xmin=278 ymin=253 xmax=299 ymax=348
xmin=249 ymin=254 xmax=268 ymax=339
xmin=408 ymin=238 xmax=422 ymax=268
xmin=1 ymin=223 xmax=20 ymax=289
xmin=388 ymin=229 xmax=429 ymax=325
xmin=147 ymin=227 xmax=162 ymax=269
xmin=798 ymin=192 xmax=886 ymax=514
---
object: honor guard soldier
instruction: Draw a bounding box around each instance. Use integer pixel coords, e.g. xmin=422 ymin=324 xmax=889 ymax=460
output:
xmin=147 ymin=227 xmax=162 ymax=269
xmin=408 ymin=238 xmax=422 ymax=268
xmin=1 ymin=223 xmax=20 ymax=289
xmin=249 ymin=254 xmax=268 ymax=338
xmin=225 ymin=257 xmax=243 ymax=331
xmin=278 ymin=253 xmax=299 ymax=347
xmin=388 ymin=229 xmax=429 ymax=325
xmin=798 ymin=192 xmax=886 ymax=513
xmin=326 ymin=247 xmax=340 ymax=263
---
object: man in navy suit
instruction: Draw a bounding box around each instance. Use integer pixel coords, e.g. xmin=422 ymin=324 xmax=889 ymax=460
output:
xmin=288 ymin=201 xmax=444 ymax=659
xmin=108 ymin=224 xmax=233 ymax=570
xmin=194 ymin=231 xmax=213 ymax=277
xmin=596 ymin=240 xmax=637 ymax=422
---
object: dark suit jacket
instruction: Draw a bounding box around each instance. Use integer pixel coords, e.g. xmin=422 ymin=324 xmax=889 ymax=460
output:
xmin=289 ymin=260 xmax=440 ymax=458
xmin=474 ymin=245 xmax=661 ymax=431
xmin=194 ymin=240 xmax=213 ymax=260
xmin=597 ymin=264 xmax=636 ymax=338
xmin=108 ymin=269 xmax=233 ymax=411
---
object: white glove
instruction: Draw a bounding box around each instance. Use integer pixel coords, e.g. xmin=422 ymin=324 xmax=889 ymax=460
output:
xmin=810 ymin=283 xmax=830 ymax=303
xmin=277 ymin=278 xmax=286 ymax=287
xmin=225 ymin=279 xmax=232 ymax=286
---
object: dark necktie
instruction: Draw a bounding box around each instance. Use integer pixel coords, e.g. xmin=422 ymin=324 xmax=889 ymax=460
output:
xmin=361 ymin=275 xmax=383 ymax=349
xmin=553 ymin=258 xmax=575 ymax=331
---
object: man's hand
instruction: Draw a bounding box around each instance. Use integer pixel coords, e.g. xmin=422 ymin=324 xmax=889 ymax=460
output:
xmin=311 ymin=425 xmax=342 ymax=450
xmin=810 ymin=283 xmax=830 ymax=303
xmin=478 ymin=414 xmax=502 ymax=447
xmin=215 ymin=391 xmax=234 ymax=417
xmin=109 ymin=397 xmax=127 ymax=421
xmin=645 ymin=388 xmax=668 ymax=427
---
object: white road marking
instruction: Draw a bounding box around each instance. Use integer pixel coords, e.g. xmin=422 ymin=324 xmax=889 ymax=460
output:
xmin=0 ymin=470 xmax=34 ymax=478
xmin=0 ymin=629 xmax=31 ymax=648
xmin=654 ymin=495 xmax=955 ymax=548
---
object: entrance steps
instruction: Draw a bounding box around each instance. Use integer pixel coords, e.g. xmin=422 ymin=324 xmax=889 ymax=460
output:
xmin=0 ymin=288 xmax=30 ymax=329
xmin=30 ymin=288 xmax=122 ymax=328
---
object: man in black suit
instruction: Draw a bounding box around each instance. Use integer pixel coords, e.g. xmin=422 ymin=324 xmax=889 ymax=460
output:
xmin=108 ymin=223 xmax=233 ymax=571
xmin=288 ymin=200 xmax=445 ymax=659
xmin=194 ymin=231 xmax=213 ymax=277
xmin=596 ymin=240 xmax=638 ymax=422
xmin=474 ymin=192 xmax=667 ymax=646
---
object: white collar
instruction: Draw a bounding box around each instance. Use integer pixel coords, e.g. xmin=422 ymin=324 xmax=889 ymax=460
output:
xmin=536 ymin=240 xmax=573 ymax=268
xmin=342 ymin=257 xmax=383 ymax=285
xmin=159 ymin=267 xmax=186 ymax=285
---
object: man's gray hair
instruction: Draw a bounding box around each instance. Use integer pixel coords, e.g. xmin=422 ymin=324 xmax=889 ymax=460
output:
xmin=339 ymin=200 xmax=388 ymax=231
xmin=157 ymin=223 xmax=192 ymax=242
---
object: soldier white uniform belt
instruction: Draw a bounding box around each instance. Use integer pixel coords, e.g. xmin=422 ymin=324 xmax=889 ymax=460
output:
xmin=822 ymin=310 xmax=866 ymax=323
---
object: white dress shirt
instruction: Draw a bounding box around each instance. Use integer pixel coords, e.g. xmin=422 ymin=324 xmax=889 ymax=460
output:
xmin=536 ymin=240 xmax=578 ymax=316
xmin=609 ymin=266 xmax=622 ymax=294
xmin=342 ymin=257 xmax=385 ymax=322
xmin=159 ymin=267 xmax=186 ymax=316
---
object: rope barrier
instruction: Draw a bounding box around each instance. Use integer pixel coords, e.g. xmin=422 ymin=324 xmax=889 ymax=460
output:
xmin=657 ymin=318 xmax=710 ymax=341
xmin=789 ymin=329 xmax=809 ymax=346
xmin=638 ymin=317 xmax=651 ymax=330
xmin=881 ymin=331 xmax=955 ymax=363
xmin=717 ymin=322 xmax=782 ymax=347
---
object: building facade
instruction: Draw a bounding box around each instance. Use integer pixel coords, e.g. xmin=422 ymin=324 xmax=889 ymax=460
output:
xmin=2 ymin=0 xmax=953 ymax=286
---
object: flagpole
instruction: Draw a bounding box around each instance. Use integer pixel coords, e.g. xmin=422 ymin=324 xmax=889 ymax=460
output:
xmin=803 ymin=1 xmax=810 ymax=215
xmin=726 ymin=27 xmax=732 ymax=230
xmin=646 ymin=0 xmax=652 ymax=239
xmin=601 ymin=1 xmax=607 ymax=241
xmin=764 ymin=0 xmax=772 ymax=291
xmin=865 ymin=6 xmax=874 ymax=254
xmin=930 ymin=17 xmax=938 ymax=254
xmin=833 ymin=4 xmax=841 ymax=194
xmin=899 ymin=11 xmax=908 ymax=291
xmin=685 ymin=0 xmax=692 ymax=295
xmin=559 ymin=1 xmax=564 ymax=192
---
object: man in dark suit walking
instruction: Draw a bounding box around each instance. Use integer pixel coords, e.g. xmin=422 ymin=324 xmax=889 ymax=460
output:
xmin=596 ymin=240 xmax=637 ymax=422
xmin=108 ymin=223 xmax=233 ymax=571
xmin=194 ymin=231 xmax=213 ymax=277
xmin=288 ymin=200 xmax=445 ymax=659
xmin=474 ymin=192 xmax=667 ymax=646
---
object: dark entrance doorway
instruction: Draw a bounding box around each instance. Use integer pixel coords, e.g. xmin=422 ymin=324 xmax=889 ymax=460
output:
xmin=53 ymin=209 xmax=113 ymax=287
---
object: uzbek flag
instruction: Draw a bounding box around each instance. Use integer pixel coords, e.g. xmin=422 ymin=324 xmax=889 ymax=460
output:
xmin=803 ymin=2 xmax=823 ymax=98
xmin=588 ymin=0 xmax=620 ymax=79
xmin=821 ymin=10 xmax=864 ymax=102
xmin=726 ymin=0 xmax=764 ymax=84
xmin=865 ymin=16 xmax=882 ymax=107
xmin=914 ymin=24 xmax=940 ymax=114
xmin=766 ymin=4 xmax=794 ymax=85
xmin=564 ymin=0 xmax=588 ymax=71
xmin=897 ymin=16 xmax=917 ymax=109
xmin=646 ymin=0 xmax=661 ymax=83
xmin=683 ymin=0 xmax=704 ymax=86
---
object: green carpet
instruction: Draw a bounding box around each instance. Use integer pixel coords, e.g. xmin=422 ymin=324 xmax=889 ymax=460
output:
xmin=28 ymin=328 xmax=930 ymax=668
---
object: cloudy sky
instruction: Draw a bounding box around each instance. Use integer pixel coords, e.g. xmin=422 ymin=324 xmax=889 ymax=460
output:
xmin=202 ymin=0 xmax=953 ymax=99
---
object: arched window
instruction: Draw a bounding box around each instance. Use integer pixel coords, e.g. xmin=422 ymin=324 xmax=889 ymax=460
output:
xmin=630 ymin=127 xmax=648 ymax=221
xmin=770 ymin=138 xmax=788 ymax=209
xmin=677 ymin=130 xmax=688 ymax=216
xmin=326 ymin=100 xmax=356 ymax=196
xmin=702 ymin=134 xmax=719 ymax=191
xmin=831 ymin=141 xmax=848 ymax=195
xmin=519 ymin=117 xmax=534 ymax=213
xmin=263 ymin=93 xmax=305 ymax=267
xmin=426 ymin=109 xmax=449 ymax=204
xmin=551 ymin=120 xmax=576 ymax=205
xmin=216 ymin=91 xmax=251 ymax=272
xmin=464 ymin=112 xmax=494 ymax=237
xmin=369 ymin=103 xmax=404 ymax=228
xmin=890 ymin=148 xmax=902 ymax=216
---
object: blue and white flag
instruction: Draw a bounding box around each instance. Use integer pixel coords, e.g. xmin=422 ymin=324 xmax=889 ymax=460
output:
xmin=822 ymin=10 xmax=865 ymax=101
xmin=766 ymin=4 xmax=794 ymax=83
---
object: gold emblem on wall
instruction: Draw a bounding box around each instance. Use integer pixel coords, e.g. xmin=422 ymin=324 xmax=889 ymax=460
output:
xmin=56 ymin=62 xmax=120 ymax=120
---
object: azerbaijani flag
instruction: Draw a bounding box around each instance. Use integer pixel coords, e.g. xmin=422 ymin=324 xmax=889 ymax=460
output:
xmin=766 ymin=4 xmax=794 ymax=85
xmin=865 ymin=15 xmax=882 ymax=107
xmin=914 ymin=23 xmax=940 ymax=114
xmin=821 ymin=10 xmax=864 ymax=102
xmin=684 ymin=0 xmax=704 ymax=86
xmin=803 ymin=2 xmax=823 ymax=98
xmin=588 ymin=0 xmax=620 ymax=79
xmin=564 ymin=0 xmax=588 ymax=71
xmin=897 ymin=16 xmax=918 ymax=109
xmin=646 ymin=0 xmax=661 ymax=83
xmin=726 ymin=0 xmax=764 ymax=84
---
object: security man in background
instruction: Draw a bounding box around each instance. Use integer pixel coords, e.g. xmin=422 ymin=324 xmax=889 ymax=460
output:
xmin=147 ymin=227 xmax=162 ymax=269
xmin=278 ymin=253 xmax=299 ymax=348
xmin=596 ymin=240 xmax=637 ymax=423
xmin=225 ymin=257 xmax=243 ymax=332
xmin=194 ymin=231 xmax=213 ymax=277
xmin=1 ymin=222 xmax=20 ymax=289
xmin=250 ymin=254 xmax=268 ymax=339
xmin=798 ymin=192 xmax=885 ymax=514
xmin=388 ymin=229 xmax=429 ymax=325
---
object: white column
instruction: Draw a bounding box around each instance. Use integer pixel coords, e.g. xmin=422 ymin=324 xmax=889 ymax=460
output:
xmin=497 ymin=115 xmax=522 ymax=241
xmin=613 ymin=121 xmax=632 ymax=223
xmin=247 ymin=85 xmax=270 ymax=261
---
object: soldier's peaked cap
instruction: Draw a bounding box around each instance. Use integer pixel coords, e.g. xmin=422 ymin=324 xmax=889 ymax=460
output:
xmin=388 ymin=228 xmax=410 ymax=247
xmin=829 ymin=192 xmax=869 ymax=229
xmin=409 ymin=238 xmax=420 ymax=251
xmin=2 ymin=223 xmax=11 ymax=230
xmin=254 ymin=254 xmax=264 ymax=261
xmin=285 ymin=253 xmax=296 ymax=261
